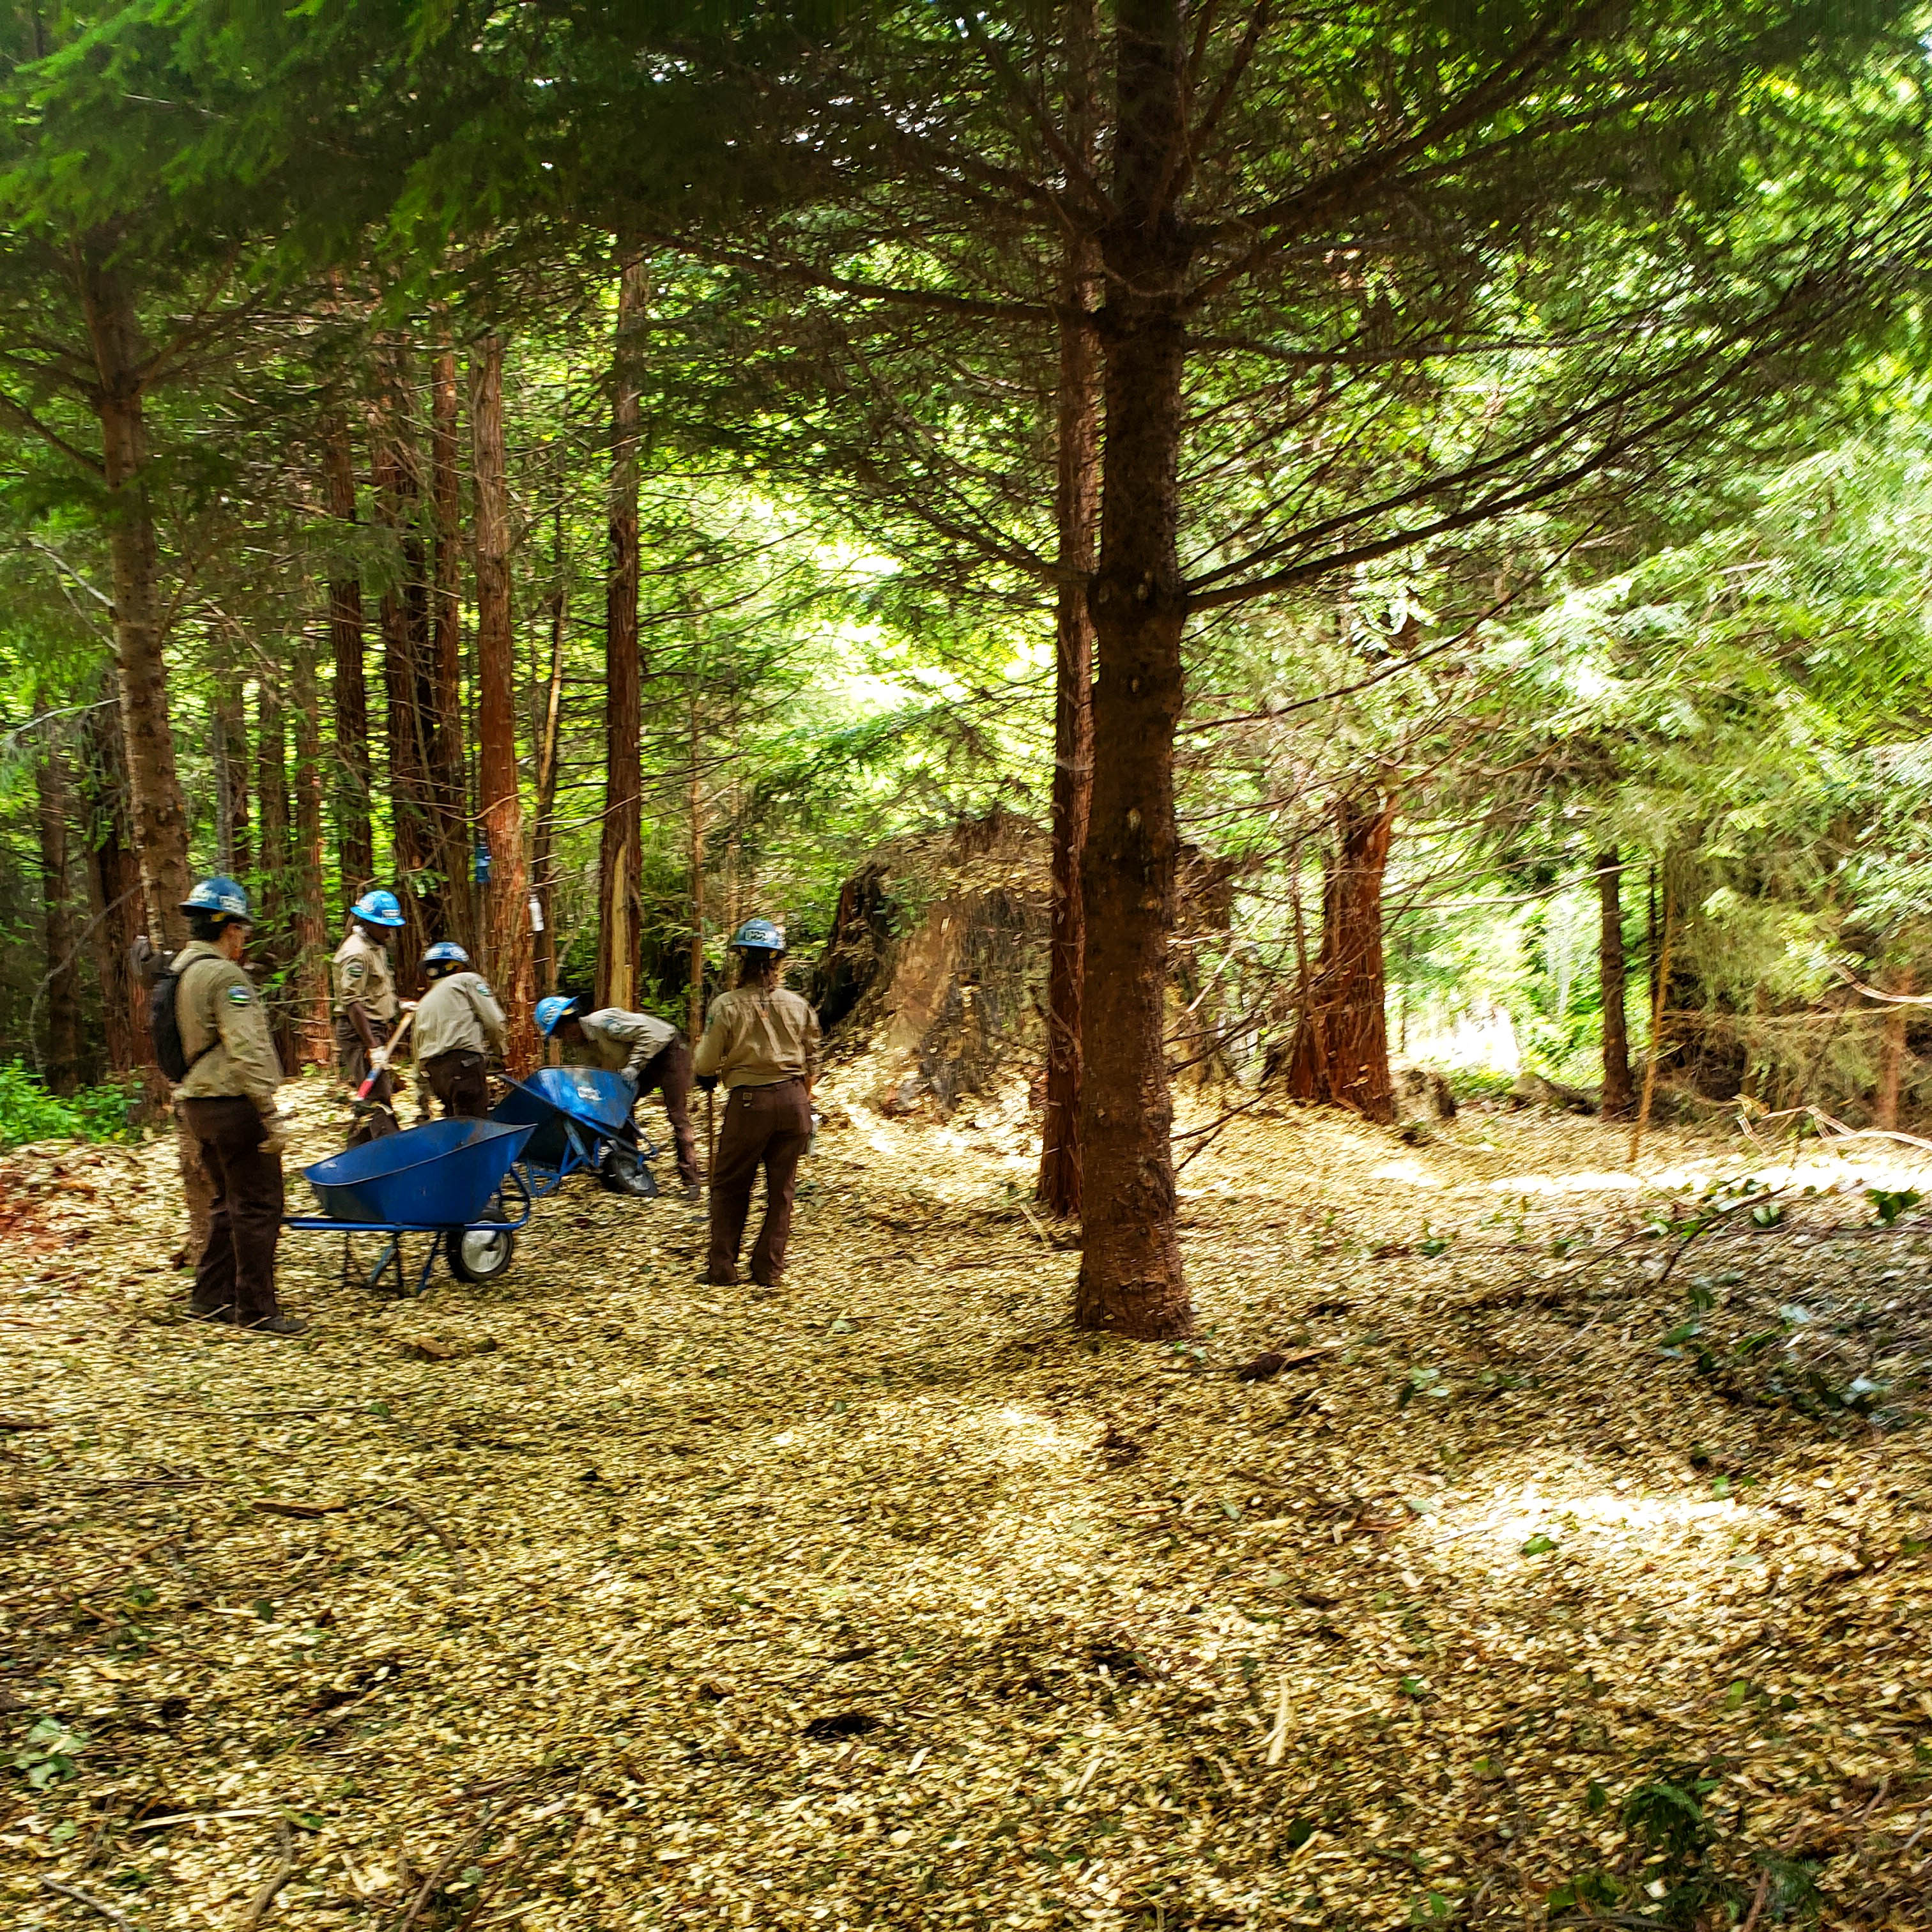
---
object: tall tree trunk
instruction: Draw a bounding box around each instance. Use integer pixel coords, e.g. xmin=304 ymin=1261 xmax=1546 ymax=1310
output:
xmin=1873 ymin=969 xmax=1915 ymax=1130
xmin=470 ymin=332 xmax=537 ymax=1073
xmin=77 ymin=250 xmax=189 ymax=949
xmin=79 ymin=675 xmax=143 ymax=1073
xmin=320 ymin=408 xmax=376 ymax=900
xmin=532 ymin=523 xmax=567 ymax=994
xmin=292 ymin=638 xmax=333 ymax=1067
xmin=1074 ymin=0 xmax=1193 ymax=1337
xmin=598 ymin=253 xmax=648 ymax=1011
xmin=1284 ymin=793 xmax=1398 ymax=1123
xmin=687 ymin=689 xmax=705 ymax=1044
xmin=1037 ymin=216 xmax=1101 ymax=1216
xmin=1597 ymin=850 xmax=1634 ymax=1119
xmin=257 ymin=675 xmax=297 ymax=1072
xmin=212 ymin=684 xmax=251 ymax=879
xmin=369 ymin=342 xmax=438 ymax=980
xmin=429 ymin=331 xmax=473 ymax=951
xmin=34 ymin=707 xmax=81 ymax=1094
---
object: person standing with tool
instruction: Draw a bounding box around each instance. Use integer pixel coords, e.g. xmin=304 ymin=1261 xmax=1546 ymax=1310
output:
xmin=694 ymin=917 xmax=820 ymax=1289
xmin=535 ymin=993 xmax=702 ymax=1197
xmin=332 ymin=889 xmax=407 ymax=1146
xmin=413 ymin=942 xmax=507 ymax=1120
xmin=160 ymin=877 xmax=305 ymax=1335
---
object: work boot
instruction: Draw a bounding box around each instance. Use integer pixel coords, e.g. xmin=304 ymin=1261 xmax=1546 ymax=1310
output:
xmin=247 ymin=1315 xmax=310 ymax=1338
xmin=703 ymin=1268 xmax=739 ymax=1286
xmin=681 ymin=1181 xmax=703 ymax=1203
xmin=184 ymin=1303 xmax=236 ymax=1324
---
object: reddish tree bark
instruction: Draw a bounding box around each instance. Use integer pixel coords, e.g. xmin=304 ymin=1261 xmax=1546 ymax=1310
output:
xmin=598 ymin=254 xmax=648 ymax=1011
xmin=1873 ymin=969 xmax=1915 ymax=1130
xmin=320 ymin=408 xmax=375 ymax=901
xmin=292 ymin=639 xmax=334 ymax=1067
xmin=34 ymin=706 xmax=80 ymax=1093
xmin=212 ymin=685 xmax=251 ymax=879
xmin=1597 ymin=849 xmax=1634 ymax=1119
xmin=1038 ymin=1 xmax=1101 ymax=1222
xmin=368 ymin=342 xmax=438 ymax=979
xmin=79 ymin=675 xmax=143 ymax=1074
xmin=429 ymin=332 xmax=473 ymax=949
xmin=1284 ymin=793 xmax=1399 ymax=1123
xmin=77 ymin=251 xmax=189 ymax=949
xmin=470 ymin=332 xmax=537 ymax=1074
xmin=532 ymin=515 xmax=567 ymax=993
xmin=256 ymin=675 xmax=298 ymax=1072
xmin=1073 ymin=0 xmax=1193 ymax=1337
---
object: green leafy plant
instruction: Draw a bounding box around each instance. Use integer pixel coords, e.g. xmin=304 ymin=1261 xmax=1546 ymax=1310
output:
xmin=1867 ymin=1185 xmax=1921 ymax=1225
xmin=0 ymin=1063 xmax=141 ymax=1147
xmin=12 ymin=1717 xmax=84 ymax=1788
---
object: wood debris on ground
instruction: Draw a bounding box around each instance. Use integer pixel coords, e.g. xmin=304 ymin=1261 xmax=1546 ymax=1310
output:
xmin=1 ymin=1068 xmax=1928 ymax=1929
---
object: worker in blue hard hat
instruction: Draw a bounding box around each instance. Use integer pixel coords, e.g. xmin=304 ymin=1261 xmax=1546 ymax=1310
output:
xmin=694 ymin=917 xmax=821 ymax=1287
xmin=332 ymin=887 xmax=408 ymax=1145
xmin=537 ymin=991 xmax=700 ymax=1197
xmin=414 ymin=942 xmax=507 ymax=1119
xmin=162 ymin=877 xmax=304 ymax=1335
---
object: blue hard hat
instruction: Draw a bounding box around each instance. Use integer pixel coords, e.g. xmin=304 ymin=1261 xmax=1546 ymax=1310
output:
xmin=180 ymin=875 xmax=252 ymax=923
xmin=422 ymin=940 xmax=470 ymax=976
xmin=730 ymin=916 xmax=786 ymax=953
xmin=351 ymin=889 xmax=406 ymax=928
xmin=535 ymin=994 xmax=580 ymax=1036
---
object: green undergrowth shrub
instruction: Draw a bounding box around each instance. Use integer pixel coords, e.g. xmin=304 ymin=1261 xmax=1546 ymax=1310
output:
xmin=0 ymin=1062 xmax=143 ymax=1147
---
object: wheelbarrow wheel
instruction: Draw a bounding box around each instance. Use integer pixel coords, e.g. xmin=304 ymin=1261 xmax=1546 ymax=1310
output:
xmin=448 ymin=1225 xmax=516 ymax=1284
xmin=599 ymin=1144 xmax=659 ymax=1199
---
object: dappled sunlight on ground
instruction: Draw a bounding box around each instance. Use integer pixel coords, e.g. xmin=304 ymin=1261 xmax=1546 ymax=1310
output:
xmin=1 ymin=1083 xmax=1928 ymax=1929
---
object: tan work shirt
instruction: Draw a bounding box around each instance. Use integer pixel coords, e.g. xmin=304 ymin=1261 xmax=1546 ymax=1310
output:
xmin=567 ymin=1007 xmax=679 ymax=1081
xmin=694 ymin=985 xmax=820 ymax=1091
xmin=413 ymin=971 xmax=508 ymax=1062
xmin=331 ymin=928 xmax=398 ymax=1023
xmin=170 ymin=941 xmax=284 ymax=1112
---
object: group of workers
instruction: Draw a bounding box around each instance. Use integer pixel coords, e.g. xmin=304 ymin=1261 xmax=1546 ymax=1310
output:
xmin=162 ymin=875 xmax=822 ymax=1336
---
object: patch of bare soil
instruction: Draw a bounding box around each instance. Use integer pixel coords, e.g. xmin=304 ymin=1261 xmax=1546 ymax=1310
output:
xmin=1 ymin=1073 xmax=1928 ymax=1931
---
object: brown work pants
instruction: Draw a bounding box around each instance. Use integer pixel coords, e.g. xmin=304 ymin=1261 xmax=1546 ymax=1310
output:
xmin=179 ymin=1097 xmax=286 ymax=1324
xmin=635 ymin=1038 xmax=701 ymax=1186
xmin=707 ymin=1077 xmax=811 ymax=1286
xmin=424 ymin=1048 xmax=490 ymax=1119
xmin=334 ymin=1015 xmax=397 ymax=1144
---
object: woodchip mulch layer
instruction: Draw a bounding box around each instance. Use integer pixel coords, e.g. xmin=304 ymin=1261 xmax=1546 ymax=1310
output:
xmin=2 ymin=1072 xmax=1928 ymax=1931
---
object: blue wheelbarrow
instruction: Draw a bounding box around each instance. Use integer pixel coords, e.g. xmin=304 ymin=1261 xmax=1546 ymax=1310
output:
xmin=288 ymin=1118 xmax=537 ymax=1295
xmin=489 ymin=1068 xmax=658 ymax=1199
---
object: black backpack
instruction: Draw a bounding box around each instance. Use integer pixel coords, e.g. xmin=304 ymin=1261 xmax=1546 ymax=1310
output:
xmin=149 ymin=953 xmax=218 ymax=1084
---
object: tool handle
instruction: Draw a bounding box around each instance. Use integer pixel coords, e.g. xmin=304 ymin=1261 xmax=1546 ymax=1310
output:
xmin=354 ymin=1009 xmax=415 ymax=1100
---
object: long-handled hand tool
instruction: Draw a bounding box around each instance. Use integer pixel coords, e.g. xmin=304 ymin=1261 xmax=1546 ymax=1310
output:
xmin=705 ymin=1086 xmax=716 ymax=1190
xmin=355 ymin=1008 xmax=415 ymax=1100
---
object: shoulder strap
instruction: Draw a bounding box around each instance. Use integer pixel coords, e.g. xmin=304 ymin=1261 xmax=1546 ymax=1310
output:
xmin=174 ymin=953 xmax=229 ymax=1071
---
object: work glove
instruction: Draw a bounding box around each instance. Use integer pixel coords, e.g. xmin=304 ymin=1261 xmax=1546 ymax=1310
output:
xmin=694 ymin=1073 xmax=718 ymax=1094
xmin=367 ymin=1046 xmax=390 ymax=1073
xmin=257 ymin=1110 xmax=292 ymax=1156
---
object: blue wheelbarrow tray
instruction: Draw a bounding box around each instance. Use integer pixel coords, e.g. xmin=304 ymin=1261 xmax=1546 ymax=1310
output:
xmin=491 ymin=1068 xmax=650 ymax=1187
xmin=302 ymin=1118 xmax=537 ymax=1227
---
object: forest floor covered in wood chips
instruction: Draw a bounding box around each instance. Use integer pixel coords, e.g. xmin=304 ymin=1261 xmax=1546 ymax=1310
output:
xmin=3 ymin=1073 xmax=1929 ymax=1931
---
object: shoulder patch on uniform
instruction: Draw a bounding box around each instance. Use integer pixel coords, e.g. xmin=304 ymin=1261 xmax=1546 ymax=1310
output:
xmin=342 ymin=959 xmax=366 ymax=981
xmin=226 ymin=985 xmax=252 ymax=1007
xmin=476 ymin=982 xmax=494 ymax=1000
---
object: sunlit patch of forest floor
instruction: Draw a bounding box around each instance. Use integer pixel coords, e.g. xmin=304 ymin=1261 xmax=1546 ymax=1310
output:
xmin=3 ymin=1075 xmax=1930 ymax=1932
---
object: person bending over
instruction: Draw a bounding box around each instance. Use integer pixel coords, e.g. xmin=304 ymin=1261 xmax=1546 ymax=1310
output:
xmin=535 ymin=993 xmax=702 ymax=1197
xmin=693 ymin=918 xmax=820 ymax=1289
xmin=413 ymin=942 xmax=507 ymax=1119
